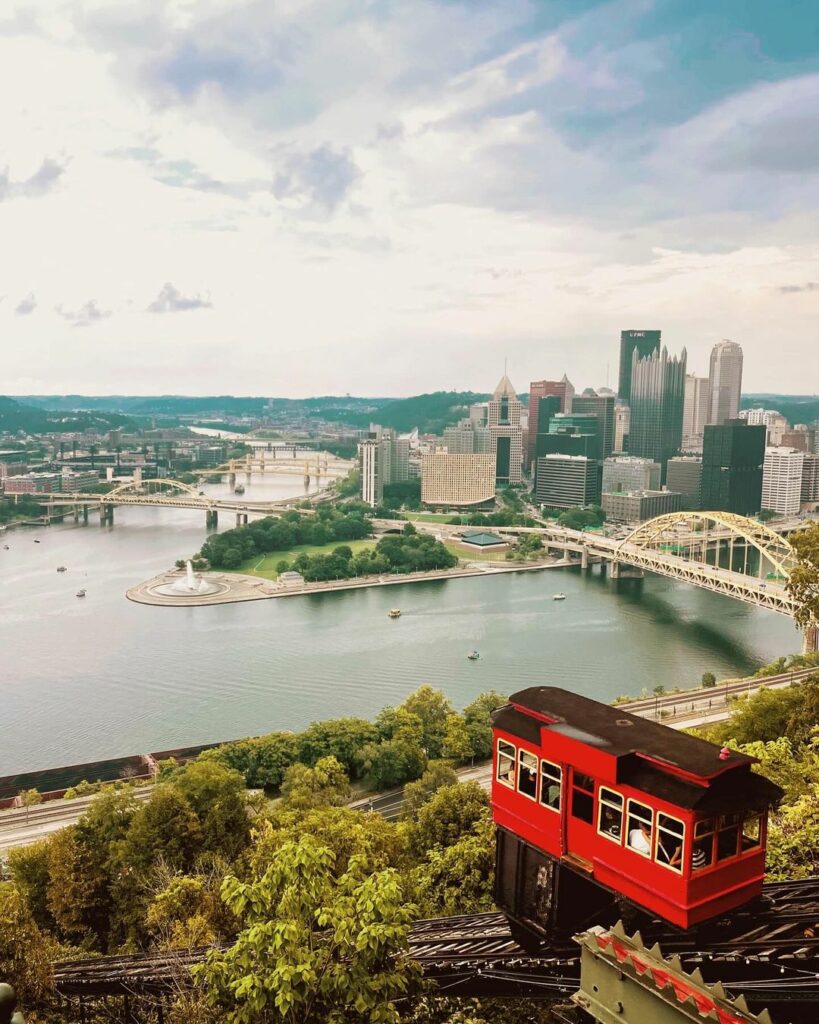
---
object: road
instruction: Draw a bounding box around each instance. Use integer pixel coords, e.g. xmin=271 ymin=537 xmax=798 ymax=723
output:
xmin=2 ymin=665 xmax=814 ymax=847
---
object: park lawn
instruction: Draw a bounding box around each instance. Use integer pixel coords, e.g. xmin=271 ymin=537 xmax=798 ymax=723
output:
xmin=241 ymin=538 xmax=377 ymax=580
xmin=402 ymin=511 xmax=459 ymax=523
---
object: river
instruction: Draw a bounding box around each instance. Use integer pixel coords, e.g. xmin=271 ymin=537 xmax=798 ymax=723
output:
xmin=0 ymin=473 xmax=798 ymax=774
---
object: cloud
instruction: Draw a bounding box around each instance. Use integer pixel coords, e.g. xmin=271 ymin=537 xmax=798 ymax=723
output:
xmin=14 ymin=293 xmax=36 ymax=315
xmin=147 ymin=282 xmax=212 ymax=313
xmin=272 ymin=145 xmax=361 ymax=211
xmin=57 ymin=300 xmax=112 ymax=328
xmin=779 ymin=281 xmax=819 ymax=294
xmin=0 ymin=158 xmax=66 ymax=201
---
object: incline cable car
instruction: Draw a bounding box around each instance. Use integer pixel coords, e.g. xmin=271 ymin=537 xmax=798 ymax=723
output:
xmin=491 ymin=687 xmax=783 ymax=947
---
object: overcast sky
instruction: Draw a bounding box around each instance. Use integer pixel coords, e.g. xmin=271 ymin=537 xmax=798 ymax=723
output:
xmin=1 ymin=1 xmax=818 ymax=397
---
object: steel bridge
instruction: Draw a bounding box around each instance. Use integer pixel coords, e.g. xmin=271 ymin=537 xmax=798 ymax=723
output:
xmin=195 ymin=452 xmax=352 ymax=483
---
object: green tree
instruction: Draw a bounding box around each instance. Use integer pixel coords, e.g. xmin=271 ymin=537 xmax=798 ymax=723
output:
xmin=787 ymin=523 xmax=819 ymax=629
xmin=701 ymin=671 xmax=716 ymax=688
xmin=441 ymin=713 xmax=474 ymax=763
xmin=405 ymin=781 xmax=490 ymax=858
xmin=297 ymin=718 xmax=378 ymax=777
xmin=0 ymin=884 xmax=54 ymax=1007
xmin=411 ymin=816 xmax=496 ymax=918
xmin=19 ymin=789 xmax=42 ymax=822
xmin=196 ymin=835 xmax=420 ymax=1024
xmin=708 ymin=681 xmax=819 ymax=746
xmin=400 ymin=685 xmax=453 ymax=758
xmin=400 ymin=763 xmax=458 ymax=821
xmin=280 ymin=757 xmax=351 ymax=810
xmin=356 ymin=739 xmax=427 ymax=790
xmin=462 ymin=691 xmax=506 ymax=760
xmin=170 ymin=761 xmax=250 ymax=860
xmin=7 ymin=839 xmax=53 ymax=931
xmin=119 ymin=786 xmax=202 ymax=875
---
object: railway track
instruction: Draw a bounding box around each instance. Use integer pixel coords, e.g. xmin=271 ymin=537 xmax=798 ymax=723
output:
xmin=53 ymin=878 xmax=819 ymax=1019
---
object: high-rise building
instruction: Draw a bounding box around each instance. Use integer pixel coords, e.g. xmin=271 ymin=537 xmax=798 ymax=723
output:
xmin=442 ymin=419 xmax=491 ymax=454
xmin=666 ymin=456 xmax=703 ymax=511
xmin=358 ymin=439 xmax=382 ymax=507
xmin=701 ymin=420 xmax=765 ymax=515
xmin=708 ymin=340 xmax=743 ymax=425
xmin=613 ymin=404 xmax=630 ymax=452
xmin=801 ymin=454 xmax=819 ymax=503
xmin=535 ymin=454 xmax=599 ymax=508
xmin=628 ymin=346 xmax=687 ymax=479
xmin=602 ymin=456 xmax=661 ymax=494
xmin=618 ymin=330 xmax=661 ymax=402
xmin=781 ymin=429 xmax=809 ymax=453
xmin=602 ymin=489 xmax=682 ymax=523
xmin=762 ymin=448 xmax=804 ymax=516
xmin=420 ymin=453 xmax=495 ymax=508
xmin=357 ymin=424 xmax=410 ymax=506
xmin=527 ymin=377 xmax=573 ymax=462
xmin=572 ymin=389 xmax=615 ymax=459
xmin=740 ymin=408 xmax=789 ymax=446
xmin=682 ymin=375 xmax=711 ymax=449
xmin=488 ymin=374 xmax=523 ymax=484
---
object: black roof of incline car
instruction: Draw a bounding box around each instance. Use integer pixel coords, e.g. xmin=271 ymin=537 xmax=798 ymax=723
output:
xmin=494 ymin=687 xmax=783 ymax=813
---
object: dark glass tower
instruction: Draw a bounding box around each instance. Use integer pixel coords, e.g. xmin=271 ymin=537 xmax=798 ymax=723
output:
xmin=572 ymin=390 xmax=615 ymax=459
xmin=628 ymin=346 xmax=687 ymax=480
xmin=618 ymin=330 xmax=661 ymax=403
xmin=701 ymin=420 xmax=765 ymax=514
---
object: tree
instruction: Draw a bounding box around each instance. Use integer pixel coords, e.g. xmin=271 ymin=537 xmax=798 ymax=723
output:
xmin=280 ymin=757 xmax=351 ymax=810
xmin=441 ymin=714 xmax=474 ymax=763
xmin=297 ymin=718 xmax=378 ymax=778
xmin=7 ymin=839 xmax=53 ymax=932
xmin=203 ymin=732 xmax=299 ymax=790
xmin=708 ymin=682 xmax=819 ymax=746
xmin=462 ymin=691 xmax=507 ymax=760
xmin=196 ymin=836 xmax=420 ymax=1024
xmin=119 ymin=786 xmax=202 ymax=875
xmin=400 ymin=685 xmax=453 ymax=759
xmin=356 ymin=738 xmax=427 ymax=790
xmin=20 ymin=788 xmax=42 ymax=823
xmin=411 ymin=816 xmax=496 ymax=918
xmin=787 ymin=523 xmax=819 ymax=629
xmin=405 ymin=781 xmax=490 ymax=857
xmin=400 ymin=763 xmax=458 ymax=820
xmin=701 ymin=671 xmax=716 ymax=688
xmin=169 ymin=761 xmax=250 ymax=860
xmin=0 ymin=885 xmax=54 ymax=1007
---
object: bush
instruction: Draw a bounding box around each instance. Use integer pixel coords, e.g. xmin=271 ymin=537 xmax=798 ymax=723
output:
xmin=701 ymin=671 xmax=717 ymax=688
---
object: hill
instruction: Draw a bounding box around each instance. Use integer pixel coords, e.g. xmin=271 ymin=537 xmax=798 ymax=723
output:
xmin=335 ymin=391 xmax=490 ymax=434
xmin=0 ymin=396 xmax=136 ymax=434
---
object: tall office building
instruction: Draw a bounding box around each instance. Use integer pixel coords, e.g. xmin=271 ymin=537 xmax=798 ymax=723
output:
xmin=708 ymin=340 xmax=743 ymax=425
xmin=762 ymin=448 xmax=804 ymax=516
xmin=682 ymin=375 xmax=711 ymax=449
xmin=740 ymin=408 xmax=789 ymax=446
xmin=701 ymin=420 xmax=765 ymax=515
xmin=602 ymin=456 xmax=661 ymax=494
xmin=358 ymin=439 xmax=382 ymax=507
xmin=535 ymin=454 xmax=599 ymax=508
xmin=666 ymin=456 xmax=703 ymax=511
xmin=421 ymin=453 xmax=495 ymax=508
xmin=357 ymin=424 xmax=410 ymax=506
xmin=488 ymin=374 xmax=523 ymax=484
xmin=613 ymin=404 xmax=630 ymax=452
xmin=527 ymin=377 xmax=573 ymax=462
xmin=618 ymin=330 xmax=661 ymax=402
xmin=628 ymin=346 xmax=687 ymax=479
xmin=802 ymin=454 xmax=819 ymax=503
xmin=572 ymin=389 xmax=615 ymax=459
xmin=442 ymin=419 xmax=491 ymax=454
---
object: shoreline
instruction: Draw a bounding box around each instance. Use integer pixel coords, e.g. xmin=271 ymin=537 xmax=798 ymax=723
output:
xmin=126 ymin=558 xmax=573 ymax=607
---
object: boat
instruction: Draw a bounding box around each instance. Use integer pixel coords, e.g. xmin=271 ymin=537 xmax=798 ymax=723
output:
xmin=553 ymin=593 xmax=566 ymax=601
xmin=3 ymin=545 xmax=8 ymax=550
xmin=33 ymin=539 xmax=40 ymax=544
xmin=57 ymin=566 xmax=67 ymax=572
xmin=467 ymin=650 xmax=480 ymax=661
xmin=387 ymin=608 xmax=401 ymax=619
xmin=234 ymin=484 xmax=245 ymax=495
xmin=76 ymin=589 xmax=86 ymax=598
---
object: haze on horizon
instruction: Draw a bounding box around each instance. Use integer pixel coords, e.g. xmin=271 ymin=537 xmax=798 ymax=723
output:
xmin=2 ymin=1 xmax=819 ymax=398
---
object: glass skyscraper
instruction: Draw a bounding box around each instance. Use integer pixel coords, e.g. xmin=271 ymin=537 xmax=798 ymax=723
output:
xmin=618 ymin=329 xmax=661 ymax=403
xmin=701 ymin=420 xmax=765 ymax=514
xmin=628 ymin=346 xmax=687 ymax=480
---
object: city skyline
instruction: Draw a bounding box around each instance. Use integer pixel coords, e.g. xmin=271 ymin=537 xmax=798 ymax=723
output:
xmin=2 ymin=2 xmax=819 ymax=395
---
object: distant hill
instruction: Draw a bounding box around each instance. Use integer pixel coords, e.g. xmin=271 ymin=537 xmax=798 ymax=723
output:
xmin=742 ymin=394 xmax=819 ymax=426
xmin=335 ymin=391 xmax=490 ymax=434
xmin=0 ymin=396 xmax=136 ymax=435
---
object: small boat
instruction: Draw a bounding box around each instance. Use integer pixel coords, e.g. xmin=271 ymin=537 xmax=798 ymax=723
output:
xmin=387 ymin=608 xmax=401 ymax=619
xmin=553 ymin=593 xmax=566 ymax=601
xmin=3 ymin=545 xmax=8 ymax=550
xmin=76 ymin=589 xmax=86 ymax=598
xmin=57 ymin=566 xmax=67 ymax=572
xmin=467 ymin=650 xmax=480 ymax=661
xmin=33 ymin=539 xmax=41 ymax=544
xmin=234 ymin=484 xmax=245 ymax=495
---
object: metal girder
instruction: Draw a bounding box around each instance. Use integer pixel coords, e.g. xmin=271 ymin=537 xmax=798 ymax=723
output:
xmin=573 ymin=921 xmax=774 ymax=1024
xmin=108 ymin=478 xmax=202 ymax=498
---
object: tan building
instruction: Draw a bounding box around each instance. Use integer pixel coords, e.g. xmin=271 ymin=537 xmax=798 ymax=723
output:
xmin=421 ymin=452 xmax=495 ymax=508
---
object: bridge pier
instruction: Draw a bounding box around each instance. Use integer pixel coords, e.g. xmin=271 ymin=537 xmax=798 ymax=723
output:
xmin=206 ymin=509 xmax=218 ymax=528
xmin=228 ymin=473 xmax=236 ymax=488
xmin=581 ymin=546 xmax=589 ymax=570
xmin=610 ymin=560 xmax=620 ymax=579
xmin=82 ymin=505 xmax=88 ymax=523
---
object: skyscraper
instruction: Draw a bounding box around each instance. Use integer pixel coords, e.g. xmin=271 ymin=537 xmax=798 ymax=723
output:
xmin=628 ymin=346 xmax=687 ymax=479
xmin=682 ymin=375 xmax=711 ymax=449
xmin=488 ymin=373 xmax=523 ymax=484
xmin=701 ymin=420 xmax=765 ymax=514
xmin=762 ymin=448 xmax=804 ymax=516
xmin=572 ymin=389 xmax=615 ymax=459
xmin=357 ymin=424 xmax=410 ymax=506
xmin=618 ymin=330 xmax=661 ymax=403
xmin=708 ymin=340 xmax=743 ymax=425
xmin=613 ymin=404 xmax=630 ymax=452
xmin=527 ymin=377 xmax=573 ymax=463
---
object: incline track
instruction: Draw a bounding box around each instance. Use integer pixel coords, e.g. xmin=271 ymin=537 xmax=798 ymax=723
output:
xmin=53 ymin=878 xmax=819 ymax=1017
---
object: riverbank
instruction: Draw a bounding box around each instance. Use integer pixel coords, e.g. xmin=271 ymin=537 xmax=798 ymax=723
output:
xmin=127 ymin=557 xmax=572 ymax=607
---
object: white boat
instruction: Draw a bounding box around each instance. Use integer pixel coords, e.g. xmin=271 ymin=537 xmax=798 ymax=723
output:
xmin=57 ymin=566 xmax=67 ymax=572
xmin=467 ymin=650 xmax=480 ymax=661
xmin=553 ymin=593 xmax=566 ymax=601
xmin=76 ymin=589 xmax=86 ymax=598
xmin=387 ymin=608 xmax=401 ymax=619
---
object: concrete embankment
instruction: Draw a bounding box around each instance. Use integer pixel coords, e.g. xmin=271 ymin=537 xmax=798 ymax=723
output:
xmin=127 ymin=558 xmax=571 ymax=608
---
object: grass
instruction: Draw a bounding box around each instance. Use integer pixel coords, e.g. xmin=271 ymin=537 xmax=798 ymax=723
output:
xmin=402 ymin=511 xmax=458 ymax=523
xmin=241 ymin=538 xmax=377 ymax=580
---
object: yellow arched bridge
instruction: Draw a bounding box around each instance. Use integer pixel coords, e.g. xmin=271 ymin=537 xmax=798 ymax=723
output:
xmin=41 ymin=478 xmax=313 ymax=526
xmin=495 ymin=511 xmax=803 ymax=619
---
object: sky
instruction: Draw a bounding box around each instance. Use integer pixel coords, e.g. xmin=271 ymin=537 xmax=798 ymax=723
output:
xmin=1 ymin=0 xmax=819 ymax=398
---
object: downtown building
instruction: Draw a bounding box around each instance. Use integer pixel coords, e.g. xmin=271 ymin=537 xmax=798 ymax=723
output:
xmin=739 ymin=408 xmax=789 ymax=445
xmin=572 ymin=389 xmax=615 ymax=459
xmin=701 ymin=420 xmax=765 ymax=515
xmin=488 ymin=374 xmax=524 ymax=484
xmin=535 ymin=454 xmax=599 ymax=509
xmin=802 ymin=454 xmax=819 ymax=504
xmin=682 ymin=374 xmax=711 ymax=449
xmin=602 ymin=489 xmax=682 ymax=523
xmin=613 ymin=404 xmax=630 ymax=453
xmin=665 ymin=456 xmax=703 ymax=511
xmin=527 ymin=377 xmax=573 ymax=463
xmin=420 ymin=452 xmax=495 ymax=508
xmin=628 ymin=346 xmax=687 ymax=481
xmin=357 ymin=424 xmax=410 ymax=507
xmin=708 ymin=340 xmax=743 ymax=425
xmin=762 ymin=447 xmax=804 ymax=516
xmin=602 ymin=456 xmax=661 ymax=494
xmin=618 ymin=329 xmax=661 ymax=403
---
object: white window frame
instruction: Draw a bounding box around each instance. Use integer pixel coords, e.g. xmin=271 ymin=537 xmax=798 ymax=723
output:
xmin=625 ymin=798 xmax=654 ymax=859
xmin=654 ymin=811 xmax=685 ymax=874
xmin=496 ymin=739 xmax=516 ymax=789
xmin=597 ymin=787 xmax=624 ymax=845
xmin=517 ymin=748 xmax=539 ymax=802
xmin=539 ymin=759 xmax=562 ymax=814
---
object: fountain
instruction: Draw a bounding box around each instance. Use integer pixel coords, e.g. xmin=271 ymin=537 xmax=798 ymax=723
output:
xmin=152 ymin=560 xmax=224 ymax=598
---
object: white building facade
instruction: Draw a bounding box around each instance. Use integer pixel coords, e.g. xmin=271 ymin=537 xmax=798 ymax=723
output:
xmin=761 ymin=447 xmax=804 ymax=515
